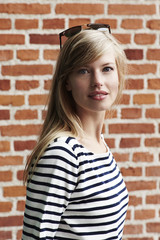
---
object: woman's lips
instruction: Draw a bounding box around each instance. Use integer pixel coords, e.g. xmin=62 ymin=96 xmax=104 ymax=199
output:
xmin=88 ymin=90 xmax=108 ymax=100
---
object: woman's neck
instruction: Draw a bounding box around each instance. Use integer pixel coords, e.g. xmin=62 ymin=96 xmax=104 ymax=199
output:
xmin=78 ymin=111 xmax=105 ymax=143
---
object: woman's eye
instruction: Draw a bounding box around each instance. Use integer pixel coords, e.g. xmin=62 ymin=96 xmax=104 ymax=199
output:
xmin=103 ymin=66 xmax=113 ymax=72
xmin=77 ymin=69 xmax=88 ymax=74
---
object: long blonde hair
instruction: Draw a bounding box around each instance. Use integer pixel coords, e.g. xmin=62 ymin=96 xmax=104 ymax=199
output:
xmin=24 ymin=30 xmax=127 ymax=182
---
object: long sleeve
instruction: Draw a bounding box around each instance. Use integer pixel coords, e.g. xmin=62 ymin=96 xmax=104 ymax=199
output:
xmin=22 ymin=139 xmax=78 ymax=239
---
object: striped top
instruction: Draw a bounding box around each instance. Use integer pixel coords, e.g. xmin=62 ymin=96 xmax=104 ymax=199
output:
xmin=22 ymin=136 xmax=128 ymax=240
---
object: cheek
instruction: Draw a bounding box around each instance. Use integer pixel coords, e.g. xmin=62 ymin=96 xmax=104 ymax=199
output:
xmin=67 ymin=78 xmax=87 ymax=94
xmin=109 ymin=74 xmax=119 ymax=93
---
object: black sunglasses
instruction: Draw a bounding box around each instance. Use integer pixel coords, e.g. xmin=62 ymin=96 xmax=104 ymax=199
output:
xmin=59 ymin=23 xmax=111 ymax=49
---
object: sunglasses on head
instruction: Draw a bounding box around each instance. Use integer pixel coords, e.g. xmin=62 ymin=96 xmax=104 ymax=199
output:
xmin=59 ymin=23 xmax=111 ymax=49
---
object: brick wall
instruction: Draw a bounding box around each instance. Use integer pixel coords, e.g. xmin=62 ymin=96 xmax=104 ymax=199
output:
xmin=0 ymin=0 xmax=160 ymax=239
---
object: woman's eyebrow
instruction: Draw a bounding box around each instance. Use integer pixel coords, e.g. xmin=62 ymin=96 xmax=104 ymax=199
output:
xmin=102 ymin=62 xmax=116 ymax=66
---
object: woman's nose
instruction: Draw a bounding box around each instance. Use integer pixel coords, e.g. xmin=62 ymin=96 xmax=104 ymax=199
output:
xmin=91 ymin=71 xmax=103 ymax=87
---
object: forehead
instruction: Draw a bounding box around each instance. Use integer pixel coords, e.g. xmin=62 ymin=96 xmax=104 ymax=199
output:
xmin=88 ymin=48 xmax=116 ymax=66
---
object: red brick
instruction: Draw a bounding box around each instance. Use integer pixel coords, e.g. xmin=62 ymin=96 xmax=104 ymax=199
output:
xmin=0 ymin=215 xmax=23 ymax=227
xmin=133 ymin=152 xmax=153 ymax=162
xmin=121 ymin=108 xmax=142 ymax=119
xmin=146 ymin=166 xmax=160 ymax=176
xmin=0 ymin=156 xmax=23 ymax=166
xmin=147 ymin=222 xmax=160 ymax=233
xmin=17 ymin=200 xmax=25 ymax=211
xmin=3 ymin=186 xmax=26 ymax=197
xmin=105 ymin=138 xmax=115 ymax=149
xmin=0 ymin=202 xmax=12 ymax=212
xmin=0 ymin=34 xmax=24 ymax=45
xmin=123 ymin=224 xmax=143 ymax=234
xmin=126 ymin=238 xmax=153 ymax=240
xmin=105 ymin=109 xmax=117 ymax=119
xmin=129 ymin=195 xmax=142 ymax=206
xmin=126 ymin=181 xmax=156 ymax=191
xmin=0 ymin=110 xmax=10 ymax=120
xmin=15 ymin=19 xmax=38 ymax=29
xmin=146 ymin=108 xmax=160 ymax=118
xmin=145 ymin=138 xmax=160 ymax=147
xmin=109 ymin=123 xmax=154 ymax=134
xmin=17 ymin=170 xmax=24 ymax=181
xmin=127 ymin=79 xmax=144 ymax=90
xmin=16 ymin=80 xmax=39 ymax=90
xmin=0 ymin=171 xmax=12 ymax=181
xmin=126 ymin=210 xmax=131 ymax=220
xmin=69 ymin=18 xmax=91 ymax=27
xmin=147 ymin=20 xmax=160 ymax=30
xmin=0 ymin=79 xmax=10 ymax=90
xmin=42 ymin=110 xmax=47 ymax=120
xmin=14 ymin=140 xmax=36 ymax=151
xmin=133 ymin=94 xmax=155 ymax=105
xmin=0 ymin=231 xmax=12 ymax=240
xmin=128 ymin=64 xmax=156 ymax=75
xmin=17 ymin=229 xmax=22 ymax=240
xmin=102 ymin=124 xmax=105 ymax=134
xmin=0 ymin=50 xmax=13 ymax=61
xmin=147 ymin=49 xmax=160 ymax=60
xmin=95 ymin=19 xmax=117 ymax=29
xmin=2 ymin=64 xmax=53 ymax=76
xmin=148 ymin=78 xmax=160 ymax=89
xmin=44 ymin=79 xmax=52 ymax=90
xmin=120 ymin=138 xmax=140 ymax=148
xmin=43 ymin=18 xmax=64 ymax=29
xmin=119 ymin=94 xmax=130 ymax=105
xmin=121 ymin=167 xmax=142 ymax=176
xmin=0 ymin=19 xmax=11 ymax=30
xmin=0 ymin=124 xmax=41 ymax=136
xmin=30 ymin=34 xmax=59 ymax=45
xmin=108 ymin=4 xmax=155 ymax=15
xmin=113 ymin=33 xmax=131 ymax=44
xmin=135 ymin=209 xmax=155 ymax=220
xmin=112 ymin=153 xmax=129 ymax=162
xmin=17 ymin=49 xmax=39 ymax=61
xmin=0 ymin=141 xmax=10 ymax=152
xmin=146 ymin=194 xmax=160 ymax=204
xmin=29 ymin=94 xmax=48 ymax=105
xmin=0 ymin=95 xmax=24 ymax=106
xmin=0 ymin=3 xmax=51 ymax=14
xmin=15 ymin=109 xmax=38 ymax=120
xmin=55 ymin=3 xmax=104 ymax=15
xmin=44 ymin=50 xmax=59 ymax=60
xmin=134 ymin=34 xmax=156 ymax=45
xmin=125 ymin=49 xmax=143 ymax=60
xmin=121 ymin=19 xmax=143 ymax=29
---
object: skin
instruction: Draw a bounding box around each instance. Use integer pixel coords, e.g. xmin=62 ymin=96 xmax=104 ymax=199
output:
xmin=66 ymin=48 xmax=119 ymax=154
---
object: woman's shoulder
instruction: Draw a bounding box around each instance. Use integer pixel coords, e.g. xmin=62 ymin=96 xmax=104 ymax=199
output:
xmin=44 ymin=136 xmax=76 ymax=155
xmin=38 ymin=136 xmax=79 ymax=168
xmin=45 ymin=136 xmax=88 ymax=158
xmin=48 ymin=136 xmax=77 ymax=151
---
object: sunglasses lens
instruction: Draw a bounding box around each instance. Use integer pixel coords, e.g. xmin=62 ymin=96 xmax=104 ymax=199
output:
xmin=64 ymin=26 xmax=81 ymax=38
xmin=88 ymin=24 xmax=110 ymax=31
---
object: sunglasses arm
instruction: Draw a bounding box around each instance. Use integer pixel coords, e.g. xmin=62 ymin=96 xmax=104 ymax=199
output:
xmin=59 ymin=34 xmax=62 ymax=49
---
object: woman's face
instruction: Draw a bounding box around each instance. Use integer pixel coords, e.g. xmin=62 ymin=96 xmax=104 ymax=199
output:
xmin=66 ymin=48 xmax=119 ymax=117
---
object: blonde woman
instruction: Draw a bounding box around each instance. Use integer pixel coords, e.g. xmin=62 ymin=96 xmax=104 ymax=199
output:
xmin=22 ymin=24 xmax=128 ymax=240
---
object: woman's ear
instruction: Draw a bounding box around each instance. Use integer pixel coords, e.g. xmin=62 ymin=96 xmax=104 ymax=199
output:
xmin=65 ymin=78 xmax=72 ymax=91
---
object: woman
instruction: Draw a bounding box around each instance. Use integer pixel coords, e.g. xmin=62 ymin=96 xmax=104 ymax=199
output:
xmin=22 ymin=24 xmax=128 ymax=240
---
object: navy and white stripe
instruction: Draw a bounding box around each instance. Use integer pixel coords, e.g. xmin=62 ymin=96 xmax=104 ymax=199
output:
xmin=22 ymin=136 xmax=128 ymax=240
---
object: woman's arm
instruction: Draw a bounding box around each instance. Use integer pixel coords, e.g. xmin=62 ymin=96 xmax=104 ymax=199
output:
xmin=22 ymin=140 xmax=78 ymax=239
